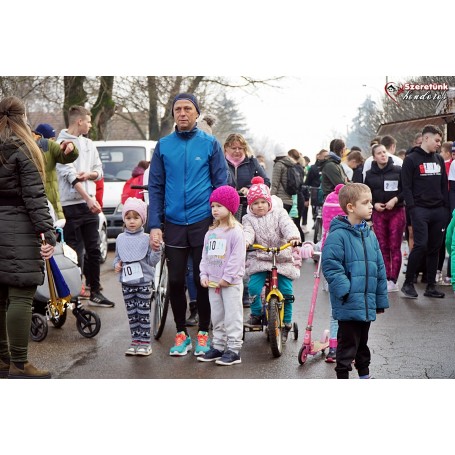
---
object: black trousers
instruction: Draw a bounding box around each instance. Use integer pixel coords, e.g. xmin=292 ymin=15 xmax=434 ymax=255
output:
xmin=335 ymin=320 xmax=371 ymax=379
xmin=165 ymin=246 xmax=210 ymax=333
xmin=405 ymin=206 xmax=449 ymax=285
xmin=63 ymin=204 xmax=101 ymax=292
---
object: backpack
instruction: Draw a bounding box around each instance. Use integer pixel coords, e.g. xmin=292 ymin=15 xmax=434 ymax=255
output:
xmin=285 ymin=164 xmax=304 ymax=196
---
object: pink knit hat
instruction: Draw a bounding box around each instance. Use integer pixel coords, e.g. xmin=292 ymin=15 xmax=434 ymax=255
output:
xmin=247 ymin=176 xmax=272 ymax=208
xmin=122 ymin=197 xmax=148 ymax=225
xmin=209 ymin=185 xmax=240 ymax=215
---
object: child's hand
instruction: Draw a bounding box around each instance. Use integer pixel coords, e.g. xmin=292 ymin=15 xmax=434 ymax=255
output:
xmin=289 ymin=239 xmax=300 ymax=247
xmin=218 ymin=279 xmax=230 ymax=288
xmin=200 ymin=278 xmax=209 ymax=288
xmin=114 ymin=261 xmax=122 ymax=273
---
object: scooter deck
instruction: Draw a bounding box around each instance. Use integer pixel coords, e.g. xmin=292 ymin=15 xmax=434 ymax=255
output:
xmin=309 ymin=340 xmax=329 ymax=354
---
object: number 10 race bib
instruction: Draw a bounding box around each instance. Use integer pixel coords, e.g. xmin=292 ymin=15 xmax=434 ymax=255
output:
xmin=122 ymin=262 xmax=144 ymax=282
xmin=207 ymin=238 xmax=227 ymax=256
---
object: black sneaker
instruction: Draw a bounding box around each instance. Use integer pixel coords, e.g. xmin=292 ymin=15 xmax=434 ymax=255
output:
xmin=197 ymin=347 xmax=224 ymax=362
xmin=423 ymin=285 xmax=445 ymax=298
xmin=245 ymin=315 xmax=262 ymax=326
xmin=401 ymin=282 xmax=418 ymax=299
xmin=281 ymin=324 xmax=292 ymax=343
xmin=89 ymin=291 xmax=115 ymax=307
xmin=215 ymin=350 xmax=241 ymax=366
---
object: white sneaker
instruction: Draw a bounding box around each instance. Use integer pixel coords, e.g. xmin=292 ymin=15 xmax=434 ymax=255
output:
xmin=436 ymin=270 xmax=442 ymax=283
xmin=136 ymin=344 xmax=152 ymax=356
xmin=302 ymin=225 xmax=310 ymax=234
xmin=387 ymin=280 xmax=399 ymax=292
xmin=441 ymin=276 xmax=452 ymax=286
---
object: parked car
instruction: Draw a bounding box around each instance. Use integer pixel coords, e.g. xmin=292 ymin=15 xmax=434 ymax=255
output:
xmin=94 ymin=140 xmax=156 ymax=240
xmin=99 ymin=212 xmax=108 ymax=263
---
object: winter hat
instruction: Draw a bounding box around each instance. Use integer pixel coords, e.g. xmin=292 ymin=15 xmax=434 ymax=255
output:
xmin=35 ymin=123 xmax=56 ymax=139
xmin=172 ymin=93 xmax=200 ymax=117
xmin=209 ymin=185 xmax=240 ymax=215
xmin=122 ymin=197 xmax=148 ymax=226
xmin=247 ymin=176 xmax=272 ymax=208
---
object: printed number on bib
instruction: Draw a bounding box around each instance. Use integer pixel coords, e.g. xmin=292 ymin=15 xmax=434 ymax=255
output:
xmin=122 ymin=262 xmax=144 ymax=282
xmin=207 ymin=238 xmax=227 ymax=256
xmin=384 ymin=180 xmax=398 ymax=191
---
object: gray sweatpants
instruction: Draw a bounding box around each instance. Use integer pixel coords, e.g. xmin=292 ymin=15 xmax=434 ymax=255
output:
xmin=209 ymin=284 xmax=243 ymax=354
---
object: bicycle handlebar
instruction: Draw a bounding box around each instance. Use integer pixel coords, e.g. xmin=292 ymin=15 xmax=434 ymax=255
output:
xmin=249 ymin=243 xmax=295 ymax=253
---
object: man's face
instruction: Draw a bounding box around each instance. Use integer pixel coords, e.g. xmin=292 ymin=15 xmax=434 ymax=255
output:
xmin=173 ymin=100 xmax=198 ymax=132
xmin=422 ymin=133 xmax=442 ymax=153
xmin=78 ymin=114 xmax=92 ymax=136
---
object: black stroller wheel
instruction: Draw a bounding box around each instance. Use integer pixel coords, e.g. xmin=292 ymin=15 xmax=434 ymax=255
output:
xmin=30 ymin=313 xmax=48 ymax=342
xmin=76 ymin=309 xmax=101 ymax=338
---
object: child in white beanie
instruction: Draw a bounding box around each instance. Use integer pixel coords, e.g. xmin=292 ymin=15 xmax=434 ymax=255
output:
xmin=114 ymin=197 xmax=161 ymax=356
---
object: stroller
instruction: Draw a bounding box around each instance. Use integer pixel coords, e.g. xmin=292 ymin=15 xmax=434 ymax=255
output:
xmin=30 ymin=229 xmax=101 ymax=342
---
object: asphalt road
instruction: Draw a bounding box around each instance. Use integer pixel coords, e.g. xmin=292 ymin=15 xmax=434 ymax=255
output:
xmin=28 ymin=246 xmax=455 ymax=380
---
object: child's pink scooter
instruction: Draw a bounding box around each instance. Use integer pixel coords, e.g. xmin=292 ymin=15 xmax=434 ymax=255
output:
xmin=298 ymin=243 xmax=329 ymax=365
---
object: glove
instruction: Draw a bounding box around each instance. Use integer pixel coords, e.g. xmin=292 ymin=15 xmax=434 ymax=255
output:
xmin=376 ymin=308 xmax=385 ymax=314
xmin=300 ymin=241 xmax=315 ymax=259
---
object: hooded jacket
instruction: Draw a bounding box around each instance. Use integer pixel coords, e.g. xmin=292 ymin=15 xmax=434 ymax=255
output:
xmin=242 ymin=195 xmax=301 ymax=279
xmin=0 ymin=137 xmax=56 ymax=287
xmin=121 ymin=166 xmax=146 ymax=204
xmin=321 ymin=216 xmax=388 ymax=322
xmin=270 ymin=156 xmax=295 ymax=206
xmin=148 ymin=125 xmax=228 ymax=228
xmin=56 ymin=129 xmax=103 ymax=206
xmin=401 ymin=146 xmax=448 ymax=209
xmin=364 ymin=157 xmax=404 ymax=206
xmin=320 ymin=152 xmax=348 ymax=198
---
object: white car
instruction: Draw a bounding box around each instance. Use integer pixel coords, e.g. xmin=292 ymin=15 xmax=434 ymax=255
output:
xmin=99 ymin=212 xmax=108 ymax=263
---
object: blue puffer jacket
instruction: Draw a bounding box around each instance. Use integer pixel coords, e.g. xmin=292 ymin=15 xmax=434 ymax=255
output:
xmin=148 ymin=126 xmax=228 ymax=228
xmin=321 ymin=216 xmax=388 ymax=322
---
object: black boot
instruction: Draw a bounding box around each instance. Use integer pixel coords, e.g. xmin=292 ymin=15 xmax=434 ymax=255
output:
xmin=185 ymin=301 xmax=199 ymax=326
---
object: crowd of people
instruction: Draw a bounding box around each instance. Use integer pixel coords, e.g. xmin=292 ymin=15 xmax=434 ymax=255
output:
xmin=1 ymin=90 xmax=454 ymax=379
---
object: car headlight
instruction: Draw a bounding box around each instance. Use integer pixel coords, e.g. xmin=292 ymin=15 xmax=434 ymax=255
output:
xmin=115 ymin=203 xmax=123 ymax=214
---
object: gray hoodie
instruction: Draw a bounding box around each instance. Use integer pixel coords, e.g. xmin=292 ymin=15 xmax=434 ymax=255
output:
xmin=56 ymin=129 xmax=103 ymax=206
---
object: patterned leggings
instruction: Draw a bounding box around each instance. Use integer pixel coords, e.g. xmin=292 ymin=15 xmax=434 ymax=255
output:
xmin=372 ymin=207 xmax=406 ymax=282
xmin=122 ymin=284 xmax=152 ymax=343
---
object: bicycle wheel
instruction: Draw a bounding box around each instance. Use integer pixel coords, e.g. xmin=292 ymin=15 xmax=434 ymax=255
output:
xmin=153 ymin=255 xmax=170 ymax=340
xmin=267 ymin=296 xmax=283 ymax=358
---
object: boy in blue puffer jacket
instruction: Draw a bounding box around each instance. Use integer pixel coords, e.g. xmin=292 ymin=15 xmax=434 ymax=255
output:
xmin=321 ymin=183 xmax=388 ymax=379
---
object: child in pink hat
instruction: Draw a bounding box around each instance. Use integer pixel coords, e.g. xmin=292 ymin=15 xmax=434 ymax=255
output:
xmin=242 ymin=177 xmax=301 ymax=343
xmin=114 ymin=197 xmax=161 ymax=356
xmin=198 ymin=186 xmax=246 ymax=365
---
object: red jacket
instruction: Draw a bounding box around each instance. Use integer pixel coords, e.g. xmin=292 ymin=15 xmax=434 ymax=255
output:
xmin=121 ymin=168 xmax=145 ymax=204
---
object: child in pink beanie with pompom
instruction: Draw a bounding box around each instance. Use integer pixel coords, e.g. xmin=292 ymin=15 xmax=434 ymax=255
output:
xmin=242 ymin=176 xmax=301 ymax=343
xmin=300 ymin=183 xmax=345 ymax=363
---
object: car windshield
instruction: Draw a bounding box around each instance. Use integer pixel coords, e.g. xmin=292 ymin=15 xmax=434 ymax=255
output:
xmin=98 ymin=146 xmax=146 ymax=182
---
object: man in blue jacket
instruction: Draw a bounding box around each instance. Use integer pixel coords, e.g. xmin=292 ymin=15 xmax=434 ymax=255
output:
xmin=148 ymin=93 xmax=228 ymax=356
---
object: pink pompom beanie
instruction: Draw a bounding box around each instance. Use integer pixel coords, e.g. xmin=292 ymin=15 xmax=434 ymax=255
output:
xmin=247 ymin=176 xmax=272 ymax=208
xmin=122 ymin=197 xmax=148 ymax=226
xmin=209 ymin=185 xmax=240 ymax=215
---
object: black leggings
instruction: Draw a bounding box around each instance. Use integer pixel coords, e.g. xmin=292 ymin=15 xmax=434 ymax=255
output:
xmin=165 ymin=246 xmax=210 ymax=333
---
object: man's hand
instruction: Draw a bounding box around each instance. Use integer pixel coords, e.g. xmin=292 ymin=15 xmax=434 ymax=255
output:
xmin=60 ymin=141 xmax=75 ymax=155
xmin=87 ymin=197 xmax=101 ymax=214
xmin=40 ymin=243 xmax=54 ymax=260
xmin=150 ymin=228 xmax=163 ymax=251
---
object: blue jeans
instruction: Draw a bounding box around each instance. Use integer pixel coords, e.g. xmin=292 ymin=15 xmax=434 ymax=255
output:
xmin=248 ymin=271 xmax=294 ymax=324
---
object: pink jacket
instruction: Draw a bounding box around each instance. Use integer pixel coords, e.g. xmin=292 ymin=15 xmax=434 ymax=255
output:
xmin=321 ymin=183 xmax=345 ymax=248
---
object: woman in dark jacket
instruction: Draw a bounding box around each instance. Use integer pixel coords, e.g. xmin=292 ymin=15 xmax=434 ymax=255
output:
xmin=364 ymin=143 xmax=405 ymax=292
xmin=321 ymin=139 xmax=348 ymax=199
xmin=0 ymin=96 xmax=56 ymax=379
xmin=224 ymin=133 xmax=270 ymax=219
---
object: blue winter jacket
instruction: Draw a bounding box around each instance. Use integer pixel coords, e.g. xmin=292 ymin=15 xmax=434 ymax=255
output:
xmin=321 ymin=216 xmax=388 ymax=322
xmin=148 ymin=126 xmax=228 ymax=228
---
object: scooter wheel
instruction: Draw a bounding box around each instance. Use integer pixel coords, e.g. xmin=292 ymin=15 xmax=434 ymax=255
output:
xmin=298 ymin=345 xmax=309 ymax=365
xmin=293 ymin=322 xmax=298 ymax=340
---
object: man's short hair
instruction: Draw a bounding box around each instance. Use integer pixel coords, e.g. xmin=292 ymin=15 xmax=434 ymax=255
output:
xmin=422 ymin=124 xmax=443 ymax=137
xmin=370 ymin=136 xmax=382 ymax=147
xmin=380 ymin=135 xmax=397 ymax=149
xmin=350 ymin=146 xmax=361 ymax=152
xmin=441 ymin=141 xmax=453 ymax=153
xmin=332 ymin=139 xmax=345 ymax=157
xmin=346 ymin=150 xmax=364 ymax=164
xmin=288 ymin=148 xmax=301 ymax=161
xmin=338 ymin=183 xmax=371 ymax=214
xmin=68 ymin=105 xmax=91 ymax=124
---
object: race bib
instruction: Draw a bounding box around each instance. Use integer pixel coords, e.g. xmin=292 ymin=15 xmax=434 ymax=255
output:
xmin=122 ymin=262 xmax=144 ymax=282
xmin=207 ymin=238 xmax=227 ymax=256
xmin=384 ymin=180 xmax=398 ymax=191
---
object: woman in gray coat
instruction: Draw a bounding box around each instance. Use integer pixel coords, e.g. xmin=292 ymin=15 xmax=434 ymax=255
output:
xmin=0 ymin=96 xmax=56 ymax=379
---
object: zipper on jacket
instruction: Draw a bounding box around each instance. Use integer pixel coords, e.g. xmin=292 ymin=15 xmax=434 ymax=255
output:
xmin=184 ymin=141 xmax=188 ymax=224
xmin=361 ymin=231 xmax=369 ymax=320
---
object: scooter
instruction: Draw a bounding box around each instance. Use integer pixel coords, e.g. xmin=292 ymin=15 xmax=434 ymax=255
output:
xmin=298 ymin=248 xmax=329 ymax=365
